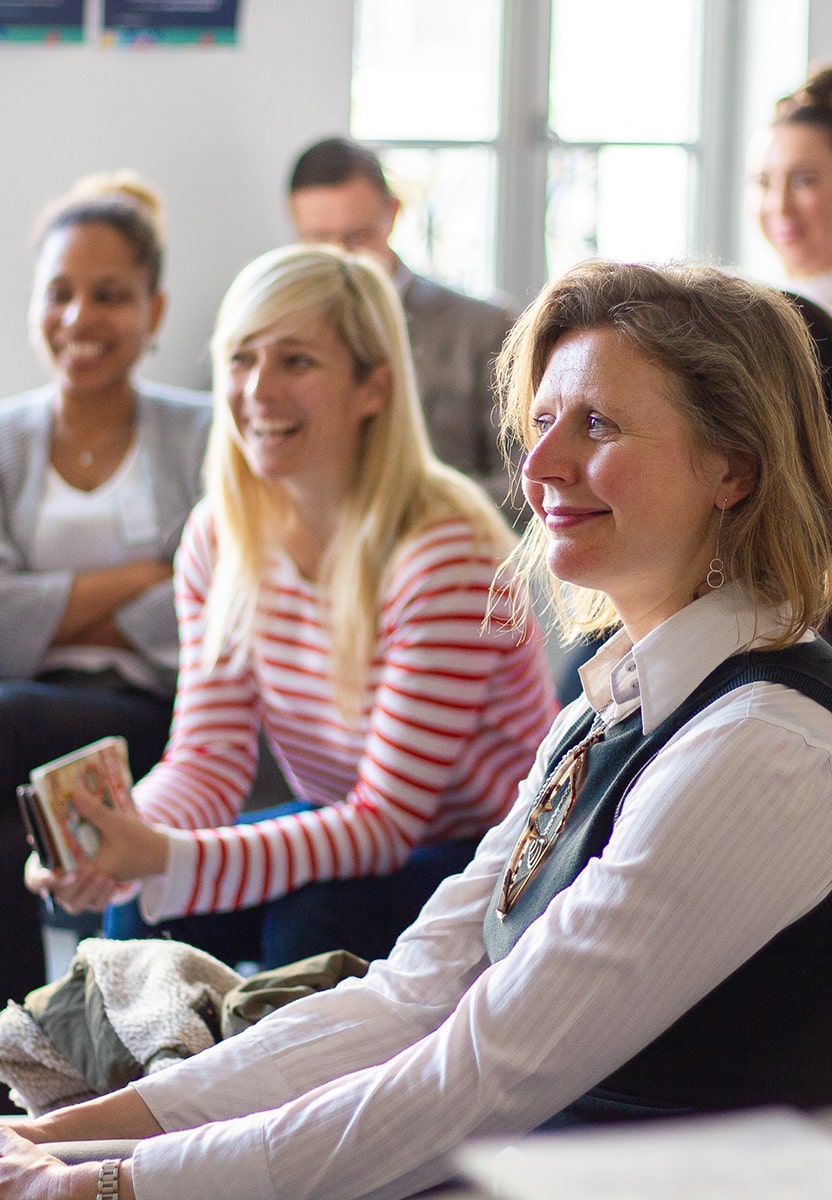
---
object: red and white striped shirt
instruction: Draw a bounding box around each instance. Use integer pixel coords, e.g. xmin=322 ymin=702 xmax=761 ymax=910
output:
xmin=135 ymin=501 xmax=556 ymax=920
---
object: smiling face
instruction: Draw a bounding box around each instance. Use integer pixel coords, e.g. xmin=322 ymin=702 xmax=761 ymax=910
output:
xmin=29 ymin=221 xmax=164 ymax=403
xmin=753 ymin=121 xmax=832 ymax=277
xmin=225 ymin=312 xmax=389 ymax=506
xmin=522 ymin=326 xmax=750 ymax=643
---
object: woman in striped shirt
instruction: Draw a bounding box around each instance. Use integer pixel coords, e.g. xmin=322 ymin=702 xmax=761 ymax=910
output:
xmin=30 ymin=243 xmax=555 ymax=968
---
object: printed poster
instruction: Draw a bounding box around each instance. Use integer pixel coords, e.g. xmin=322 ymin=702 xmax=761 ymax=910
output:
xmin=102 ymin=0 xmax=240 ymax=45
xmin=0 ymin=0 xmax=84 ymax=42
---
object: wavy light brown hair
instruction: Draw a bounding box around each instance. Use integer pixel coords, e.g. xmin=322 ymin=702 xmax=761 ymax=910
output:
xmin=496 ymin=259 xmax=832 ymax=647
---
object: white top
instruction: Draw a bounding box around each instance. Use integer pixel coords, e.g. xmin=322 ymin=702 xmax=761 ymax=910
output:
xmin=130 ymin=584 xmax=832 ymax=1200
xmin=32 ymin=440 xmax=161 ymax=692
xmin=0 ymin=381 xmax=211 ymax=693
xmin=30 ymin=442 xmax=154 ymax=572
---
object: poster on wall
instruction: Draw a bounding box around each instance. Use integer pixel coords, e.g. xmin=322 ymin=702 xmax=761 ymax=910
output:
xmin=0 ymin=0 xmax=84 ymax=42
xmin=102 ymin=0 xmax=240 ymax=46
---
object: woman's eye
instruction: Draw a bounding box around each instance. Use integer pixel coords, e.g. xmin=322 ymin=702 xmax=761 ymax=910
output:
xmin=587 ymin=413 xmax=615 ymax=437
xmin=285 ymin=354 xmax=314 ymax=370
xmin=43 ymin=285 xmax=70 ymax=305
xmin=530 ymin=414 xmax=553 ymax=437
xmin=229 ymin=351 xmax=254 ymax=368
xmin=96 ymin=286 xmax=131 ymax=305
xmin=793 ymin=172 xmax=818 ymax=188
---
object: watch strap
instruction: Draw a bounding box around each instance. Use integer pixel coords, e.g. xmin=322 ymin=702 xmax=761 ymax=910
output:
xmin=96 ymin=1158 xmax=121 ymax=1200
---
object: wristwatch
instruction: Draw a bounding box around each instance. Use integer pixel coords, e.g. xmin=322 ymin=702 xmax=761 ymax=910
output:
xmin=96 ymin=1158 xmax=121 ymax=1199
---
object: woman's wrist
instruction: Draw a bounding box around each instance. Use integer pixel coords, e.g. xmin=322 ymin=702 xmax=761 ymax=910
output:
xmin=67 ymin=1160 xmax=102 ymax=1200
xmin=120 ymin=825 xmax=169 ymax=881
xmin=67 ymin=1158 xmax=135 ymax=1200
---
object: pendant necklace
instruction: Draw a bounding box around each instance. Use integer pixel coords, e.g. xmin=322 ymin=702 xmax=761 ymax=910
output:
xmin=496 ymin=715 xmax=607 ymax=920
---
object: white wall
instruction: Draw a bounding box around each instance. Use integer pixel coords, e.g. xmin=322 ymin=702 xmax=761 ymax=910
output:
xmin=809 ymin=0 xmax=832 ymax=65
xmin=0 ymin=0 xmax=353 ymax=398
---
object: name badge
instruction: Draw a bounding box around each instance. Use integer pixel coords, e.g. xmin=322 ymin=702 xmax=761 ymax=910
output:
xmin=117 ymin=481 xmax=159 ymax=546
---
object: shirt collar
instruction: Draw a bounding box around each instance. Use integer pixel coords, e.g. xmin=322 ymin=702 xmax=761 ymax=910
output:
xmin=578 ymin=583 xmax=795 ymax=733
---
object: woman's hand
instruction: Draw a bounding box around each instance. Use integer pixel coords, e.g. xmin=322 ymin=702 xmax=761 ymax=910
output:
xmin=60 ymin=614 xmax=130 ymax=650
xmin=24 ymin=851 xmax=124 ymax=915
xmin=0 ymin=1126 xmax=98 ymax=1199
xmin=24 ymin=793 xmax=170 ymax=915
xmin=69 ymin=788 xmax=170 ymax=882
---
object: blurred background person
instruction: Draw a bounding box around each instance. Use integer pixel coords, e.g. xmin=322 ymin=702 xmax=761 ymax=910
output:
xmin=0 ymin=171 xmax=211 ymax=1006
xmin=750 ymin=62 xmax=832 ymax=316
xmin=288 ymin=136 xmax=520 ymax=509
xmin=747 ymin=65 xmax=832 ymax=428
xmin=30 ymin=243 xmax=555 ymax=971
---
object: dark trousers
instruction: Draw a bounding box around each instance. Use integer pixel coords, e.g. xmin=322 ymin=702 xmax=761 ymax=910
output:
xmin=537 ymin=1091 xmax=695 ymax=1132
xmin=0 ymin=672 xmax=172 ymax=1006
xmin=105 ymin=808 xmax=479 ymax=968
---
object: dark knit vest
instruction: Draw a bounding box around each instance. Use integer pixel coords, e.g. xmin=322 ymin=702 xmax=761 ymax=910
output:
xmin=483 ymin=640 xmax=832 ymax=1118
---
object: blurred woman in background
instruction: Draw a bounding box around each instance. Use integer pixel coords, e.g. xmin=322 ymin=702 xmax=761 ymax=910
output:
xmin=751 ymin=62 xmax=832 ymax=315
xmin=0 ymin=171 xmax=211 ymax=1004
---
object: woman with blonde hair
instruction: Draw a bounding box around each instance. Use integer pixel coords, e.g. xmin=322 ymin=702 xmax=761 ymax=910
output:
xmin=0 ymin=170 xmax=210 ymax=1005
xmin=30 ymin=242 xmax=554 ymax=969
xmin=6 ymin=258 xmax=832 ymax=1200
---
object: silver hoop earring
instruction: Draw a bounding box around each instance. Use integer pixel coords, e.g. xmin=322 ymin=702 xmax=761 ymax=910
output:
xmin=707 ymin=501 xmax=728 ymax=590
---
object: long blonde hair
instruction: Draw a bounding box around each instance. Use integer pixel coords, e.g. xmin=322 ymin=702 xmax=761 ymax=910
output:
xmin=204 ymin=243 xmax=516 ymax=710
xmin=496 ymin=260 xmax=832 ymax=647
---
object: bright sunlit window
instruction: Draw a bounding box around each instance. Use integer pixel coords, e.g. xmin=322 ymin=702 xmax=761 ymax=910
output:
xmin=352 ymin=0 xmax=811 ymax=305
xmin=546 ymin=0 xmax=701 ymax=276
xmin=351 ymin=0 xmax=501 ymax=297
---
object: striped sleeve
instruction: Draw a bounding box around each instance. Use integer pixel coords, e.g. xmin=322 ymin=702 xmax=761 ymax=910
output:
xmin=134 ymin=502 xmax=262 ymax=831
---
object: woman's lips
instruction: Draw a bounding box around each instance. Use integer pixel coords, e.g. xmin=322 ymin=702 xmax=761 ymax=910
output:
xmin=543 ymin=506 xmax=609 ymax=529
xmin=767 ymin=222 xmax=803 ymax=246
xmin=251 ymin=419 xmax=301 ymax=438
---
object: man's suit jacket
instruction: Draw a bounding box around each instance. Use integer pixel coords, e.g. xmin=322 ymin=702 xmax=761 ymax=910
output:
xmin=396 ymin=262 xmax=520 ymax=509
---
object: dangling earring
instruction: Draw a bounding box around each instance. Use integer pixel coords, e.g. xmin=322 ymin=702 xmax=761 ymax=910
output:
xmin=706 ymin=501 xmax=728 ymax=590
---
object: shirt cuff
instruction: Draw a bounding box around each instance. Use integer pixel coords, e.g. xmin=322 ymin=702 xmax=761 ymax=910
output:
xmin=131 ymin=1118 xmax=274 ymax=1200
xmin=139 ymin=829 xmax=200 ymax=922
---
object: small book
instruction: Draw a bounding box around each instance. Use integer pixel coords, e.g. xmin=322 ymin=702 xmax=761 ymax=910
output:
xmin=17 ymin=736 xmax=134 ymax=871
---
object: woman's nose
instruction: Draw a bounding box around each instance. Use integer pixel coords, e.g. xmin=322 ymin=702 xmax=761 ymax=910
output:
xmin=245 ymin=359 xmax=279 ymax=402
xmin=523 ymin=423 xmax=576 ymax=485
xmin=60 ymin=298 xmax=87 ymax=327
xmin=765 ymin=179 xmax=792 ymax=217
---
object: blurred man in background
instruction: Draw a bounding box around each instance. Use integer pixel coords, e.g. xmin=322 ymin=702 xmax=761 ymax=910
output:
xmin=288 ymin=136 xmax=519 ymax=509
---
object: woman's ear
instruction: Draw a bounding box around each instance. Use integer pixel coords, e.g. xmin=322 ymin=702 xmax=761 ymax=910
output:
xmin=720 ymin=450 xmax=758 ymax=508
xmin=148 ymin=292 xmax=167 ymax=340
xmin=359 ymin=361 xmax=392 ymax=418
